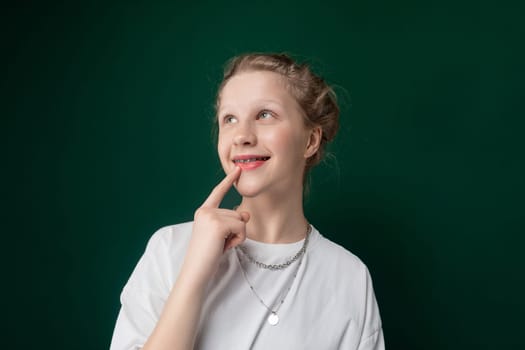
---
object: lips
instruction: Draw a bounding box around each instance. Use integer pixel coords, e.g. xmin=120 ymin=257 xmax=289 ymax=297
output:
xmin=233 ymin=156 xmax=270 ymax=163
xmin=232 ymin=155 xmax=270 ymax=170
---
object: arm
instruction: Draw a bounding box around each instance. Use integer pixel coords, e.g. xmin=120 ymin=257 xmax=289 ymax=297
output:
xmin=140 ymin=268 xmax=206 ymax=350
xmin=142 ymin=166 xmax=248 ymax=350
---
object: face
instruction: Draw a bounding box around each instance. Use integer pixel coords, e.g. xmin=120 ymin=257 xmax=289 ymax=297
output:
xmin=217 ymin=70 xmax=320 ymax=198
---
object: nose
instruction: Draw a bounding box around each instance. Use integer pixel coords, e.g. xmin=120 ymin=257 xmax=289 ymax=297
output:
xmin=233 ymin=122 xmax=256 ymax=146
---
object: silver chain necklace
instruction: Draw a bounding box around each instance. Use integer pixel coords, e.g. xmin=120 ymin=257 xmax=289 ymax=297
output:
xmin=234 ymin=226 xmax=311 ymax=326
xmin=235 ymin=224 xmax=311 ymax=271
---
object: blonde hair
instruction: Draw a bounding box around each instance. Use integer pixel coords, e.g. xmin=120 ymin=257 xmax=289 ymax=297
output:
xmin=216 ymin=53 xmax=340 ymax=174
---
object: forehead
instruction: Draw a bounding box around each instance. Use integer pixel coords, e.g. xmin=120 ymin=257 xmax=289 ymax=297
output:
xmin=218 ymin=71 xmax=298 ymax=111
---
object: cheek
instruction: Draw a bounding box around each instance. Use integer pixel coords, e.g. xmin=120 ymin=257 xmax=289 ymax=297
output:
xmin=217 ymin=134 xmax=229 ymax=162
xmin=263 ymin=127 xmax=304 ymax=156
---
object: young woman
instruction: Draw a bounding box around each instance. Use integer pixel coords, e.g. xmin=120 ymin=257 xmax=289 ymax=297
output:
xmin=110 ymin=53 xmax=384 ymax=350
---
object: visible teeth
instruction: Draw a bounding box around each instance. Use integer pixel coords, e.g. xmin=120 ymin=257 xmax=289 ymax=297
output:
xmin=234 ymin=157 xmax=269 ymax=163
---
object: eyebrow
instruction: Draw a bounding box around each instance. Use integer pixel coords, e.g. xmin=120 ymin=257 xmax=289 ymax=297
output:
xmin=218 ymin=99 xmax=284 ymax=114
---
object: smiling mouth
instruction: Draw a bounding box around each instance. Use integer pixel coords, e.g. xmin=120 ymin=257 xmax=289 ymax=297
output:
xmin=233 ymin=157 xmax=270 ymax=164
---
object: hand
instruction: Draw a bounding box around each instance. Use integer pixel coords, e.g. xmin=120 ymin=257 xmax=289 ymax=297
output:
xmin=181 ymin=167 xmax=250 ymax=285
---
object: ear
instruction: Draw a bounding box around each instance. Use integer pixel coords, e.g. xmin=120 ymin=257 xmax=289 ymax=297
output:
xmin=304 ymin=126 xmax=322 ymax=158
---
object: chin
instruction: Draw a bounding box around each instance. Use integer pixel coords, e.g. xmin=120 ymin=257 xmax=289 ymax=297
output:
xmin=234 ymin=178 xmax=266 ymax=198
xmin=235 ymin=185 xmax=263 ymax=198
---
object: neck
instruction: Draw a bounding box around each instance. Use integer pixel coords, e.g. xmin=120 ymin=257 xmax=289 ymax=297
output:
xmin=236 ymin=190 xmax=308 ymax=244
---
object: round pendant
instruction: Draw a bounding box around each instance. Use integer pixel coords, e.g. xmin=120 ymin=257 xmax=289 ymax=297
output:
xmin=268 ymin=312 xmax=279 ymax=326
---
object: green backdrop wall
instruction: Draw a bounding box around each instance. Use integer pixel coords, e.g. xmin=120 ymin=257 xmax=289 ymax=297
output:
xmin=3 ymin=1 xmax=523 ymax=349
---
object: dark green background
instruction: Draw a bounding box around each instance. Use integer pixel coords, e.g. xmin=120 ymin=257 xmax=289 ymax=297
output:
xmin=3 ymin=1 xmax=523 ymax=349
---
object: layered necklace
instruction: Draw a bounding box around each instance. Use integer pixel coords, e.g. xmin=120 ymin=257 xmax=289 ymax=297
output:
xmin=235 ymin=224 xmax=312 ymax=326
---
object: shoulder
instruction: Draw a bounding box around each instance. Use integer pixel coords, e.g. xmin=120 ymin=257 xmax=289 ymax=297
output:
xmin=307 ymin=226 xmax=383 ymax=338
xmin=122 ymin=221 xmax=194 ymax=295
xmin=144 ymin=221 xmax=194 ymax=254
xmin=309 ymin=226 xmax=369 ymax=278
xmin=307 ymin=226 xmax=377 ymax=306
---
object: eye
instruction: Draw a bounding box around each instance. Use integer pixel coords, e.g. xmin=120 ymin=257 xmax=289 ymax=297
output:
xmin=223 ymin=115 xmax=238 ymax=124
xmin=257 ymin=110 xmax=274 ymax=120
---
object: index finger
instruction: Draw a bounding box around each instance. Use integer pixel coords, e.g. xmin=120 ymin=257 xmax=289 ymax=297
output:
xmin=201 ymin=166 xmax=241 ymax=208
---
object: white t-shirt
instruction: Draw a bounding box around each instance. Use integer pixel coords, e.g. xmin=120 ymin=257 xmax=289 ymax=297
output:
xmin=110 ymin=222 xmax=384 ymax=350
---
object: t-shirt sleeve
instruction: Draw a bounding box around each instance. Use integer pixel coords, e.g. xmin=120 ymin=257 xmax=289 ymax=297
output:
xmin=357 ymin=328 xmax=385 ymax=350
xmin=339 ymin=266 xmax=385 ymax=350
xmin=110 ymin=226 xmax=184 ymax=350
xmin=357 ymin=267 xmax=384 ymax=350
xmin=110 ymin=288 xmax=166 ymax=350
